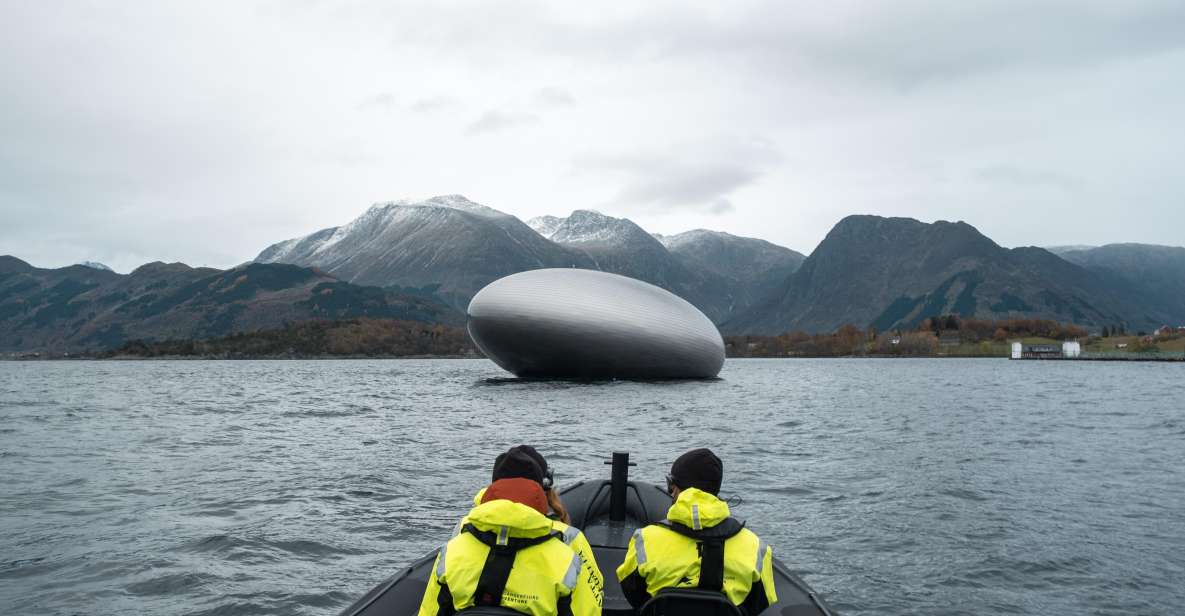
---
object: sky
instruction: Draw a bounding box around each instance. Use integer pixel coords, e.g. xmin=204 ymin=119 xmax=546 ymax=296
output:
xmin=2 ymin=1 xmax=1184 ymax=273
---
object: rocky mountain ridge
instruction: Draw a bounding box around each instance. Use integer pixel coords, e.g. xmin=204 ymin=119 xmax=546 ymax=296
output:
xmin=0 ymin=256 xmax=451 ymax=353
xmin=1057 ymin=243 xmax=1185 ymax=322
xmin=726 ymin=216 xmax=1180 ymax=334
xmin=261 ymin=198 xmax=800 ymax=322
xmin=256 ymin=195 xmax=594 ymax=311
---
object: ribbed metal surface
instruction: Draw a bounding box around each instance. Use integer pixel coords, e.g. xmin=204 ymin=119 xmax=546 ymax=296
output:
xmin=467 ymin=269 xmax=725 ymax=379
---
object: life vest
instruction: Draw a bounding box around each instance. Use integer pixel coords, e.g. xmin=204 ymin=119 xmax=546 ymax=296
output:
xmin=653 ymin=516 xmax=746 ymax=592
xmin=460 ymin=487 xmax=605 ymax=599
xmin=616 ymin=488 xmax=777 ymax=608
xmin=421 ymin=499 xmax=588 ymax=616
xmin=461 ymin=522 xmax=565 ymax=609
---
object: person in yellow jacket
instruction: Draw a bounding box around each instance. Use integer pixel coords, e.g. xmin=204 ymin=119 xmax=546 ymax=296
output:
xmin=457 ymin=446 xmax=605 ymax=603
xmin=419 ymin=450 xmax=600 ymax=616
xmin=616 ymin=448 xmax=777 ymax=615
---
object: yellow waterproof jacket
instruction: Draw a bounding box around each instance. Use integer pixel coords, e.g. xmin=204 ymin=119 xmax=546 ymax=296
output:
xmin=419 ymin=499 xmax=599 ymax=616
xmin=458 ymin=488 xmax=605 ymax=600
xmin=616 ymin=488 xmax=777 ymax=611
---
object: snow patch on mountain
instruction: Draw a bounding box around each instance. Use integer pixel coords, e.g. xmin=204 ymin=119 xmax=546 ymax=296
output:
xmin=547 ymin=210 xmax=657 ymax=247
xmin=527 ymin=215 xmax=563 ymax=239
xmin=256 ymin=226 xmax=339 ymax=264
xmin=381 ymin=194 xmax=507 ymax=218
xmin=655 ymin=229 xmax=729 ymax=250
xmin=1045 ymin=245 xmax=1098 ymax=255
xmin=258 ymin=195 xmax=512 ymax=265
xmin=77 ymin=261 xmax=113 ymax=272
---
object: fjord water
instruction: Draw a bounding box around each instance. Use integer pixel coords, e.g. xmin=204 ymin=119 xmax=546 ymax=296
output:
xmin=2 ymin=360 xmax=1183 ymax=616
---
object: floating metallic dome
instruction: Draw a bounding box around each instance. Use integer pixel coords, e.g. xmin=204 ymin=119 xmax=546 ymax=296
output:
xmin=467 ymin=268 xmax=725 ymax=379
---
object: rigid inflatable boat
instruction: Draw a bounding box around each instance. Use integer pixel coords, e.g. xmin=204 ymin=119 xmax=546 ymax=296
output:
xmin=338 ymin=453 xmax=835 ymax=616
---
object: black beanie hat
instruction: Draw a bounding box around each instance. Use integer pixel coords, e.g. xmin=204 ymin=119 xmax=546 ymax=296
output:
xmin=491 ymin=448 xmax=545 ymax=485
xmin=669 ymin=448 xmax=723 ymax=495
xmin=512 ymin=445 xmax=549 ymax=477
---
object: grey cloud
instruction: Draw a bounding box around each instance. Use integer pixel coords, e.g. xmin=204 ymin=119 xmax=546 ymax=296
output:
xmin=2 ymin=1 xmax=1184 ymax=270
xmin=578 ymin=139 xmax=779 ymax=214
xmin=708 ymin=198 xmax=735 ymax=215
xmin=534 ymin=87 xmax=575 ymax=107
xmin=464 ymin=110 xmax=539 ymax=135
xmin=975 ymin=165 xmax=1083 ymax=191
xmin=758 ymin=2 xmax=1185 ymax=87
xmin=616 ymin=164 xmax=760 ymax=208
xmin=359 ymin=93 xmax=456 ymax=113
xmin=409 ymin=96 xmax=458 ymax=113
xmin=357 ymin=93 xmax=397 ymax=110
xmin=369 ymin=2 xmax=1185 ymax=88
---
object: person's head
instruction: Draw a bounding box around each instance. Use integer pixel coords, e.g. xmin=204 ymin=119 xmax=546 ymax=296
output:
xmin=666 ymin=448 xmax=723 ymax=498
xmin=484 ymin=448 xmax=548 ymax=514
xmin=493 ymin=445 xmax=554 ymax=491
xmin=491 ymin=445 xmax=569 ymax=523
xmin=490 ymin=447 xmax=545 ymax=485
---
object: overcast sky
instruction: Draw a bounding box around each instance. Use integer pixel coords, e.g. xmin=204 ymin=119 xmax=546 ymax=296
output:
xmin=3 ymin=1 xmax=1184 ymax=272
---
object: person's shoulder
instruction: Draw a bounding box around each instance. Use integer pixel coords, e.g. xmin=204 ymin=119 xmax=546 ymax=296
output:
xmin=550 ymin=520 xmax=586 ymax=544
xmin=440 ymin=530 xmax=479 ymax=558
xmin=730 ymin=526 xmax=770 ymax=555
xmin=737 ymin=525 xmax=761 ymax=540
xmin=536 ymin=532 xmax=584 ymax=566
xmin=638 ymin=521 xmax=683 ymax=539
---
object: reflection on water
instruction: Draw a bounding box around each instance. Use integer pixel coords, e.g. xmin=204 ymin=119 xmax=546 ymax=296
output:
xmin=1 ymin=358 xmax=1184 ymax=615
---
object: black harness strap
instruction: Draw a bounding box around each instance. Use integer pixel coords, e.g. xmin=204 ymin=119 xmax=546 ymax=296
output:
xmin=474 ymin=545 xmax=517 ymax=606
xmin=462 ymin=524 xmax=560 ymax=607
xmin=437 ymin=582 xmax=457 ymax=616
xmin=655 ymin=518 xmax=745 ymax=592
xmin=698 ymin=539 xmax=727 ymax=591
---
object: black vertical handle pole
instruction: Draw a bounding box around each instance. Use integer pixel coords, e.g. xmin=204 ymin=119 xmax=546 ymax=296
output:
xmin=609 ymin=451 xmax=629 ymax=522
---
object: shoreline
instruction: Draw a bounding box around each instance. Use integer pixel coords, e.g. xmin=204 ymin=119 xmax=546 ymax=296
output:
xmin=1 ymin=354 xmax=483 ymax=361
xmin=6 ymin=353 xmax=1181 ymax=362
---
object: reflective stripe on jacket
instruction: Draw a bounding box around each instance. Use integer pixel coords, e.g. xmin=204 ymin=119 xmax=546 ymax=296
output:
xmin=419 ymin=499 xmax=599 ymax=616
xmin=616 ymin=488 xmax=777 ymax=610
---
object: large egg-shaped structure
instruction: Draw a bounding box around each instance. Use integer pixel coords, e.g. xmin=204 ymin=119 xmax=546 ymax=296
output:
xmin=467 ymin=269 xmax=725 ymax=379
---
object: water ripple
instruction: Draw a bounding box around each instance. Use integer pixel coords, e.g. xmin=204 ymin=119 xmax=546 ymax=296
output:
xmin=1 ymin=359 xmax=1183 ymax=615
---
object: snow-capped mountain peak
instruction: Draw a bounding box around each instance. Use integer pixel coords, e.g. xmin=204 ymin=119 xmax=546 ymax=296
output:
xmin=255 ymin=195 xmax=593 ymax=309
xmin=547 ymin=210 xmax=656 ymax=246
xmin=655 ymin=229 xmax=728 ymax=250
xmin=527 ymin=215 xmax=563 ymax=239
xmin=261 ymin=196 xmax=513 ymax=264
xmin=376 ymin=194 xmax=507 ymax=218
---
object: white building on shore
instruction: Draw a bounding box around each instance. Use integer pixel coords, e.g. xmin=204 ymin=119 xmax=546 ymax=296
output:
xmin=1011 ymin=341 xmax=1081 ymax=359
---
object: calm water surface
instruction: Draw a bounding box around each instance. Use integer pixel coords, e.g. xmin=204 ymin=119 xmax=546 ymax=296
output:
xmin=1 ymin=359 xmax=1183 ymax=615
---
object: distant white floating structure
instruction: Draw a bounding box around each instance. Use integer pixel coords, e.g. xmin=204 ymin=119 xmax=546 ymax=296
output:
xmin=467 ymin=269 xmax=725 ymax=378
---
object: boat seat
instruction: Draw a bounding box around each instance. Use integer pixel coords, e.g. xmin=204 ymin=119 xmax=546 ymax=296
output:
xmin=639 ymin=588 xmax=745 ymax=616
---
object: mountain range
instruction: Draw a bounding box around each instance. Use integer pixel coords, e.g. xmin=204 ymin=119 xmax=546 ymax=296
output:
xmin=0 ymin=256 xmax=451 ymax=353
xmin=255 ymin=195 xmax=593 ymax=311
xmin=257 ymin=196 xmax=805 ymax=323
xmin=5 ymin=195 xmax=1185 ymax=353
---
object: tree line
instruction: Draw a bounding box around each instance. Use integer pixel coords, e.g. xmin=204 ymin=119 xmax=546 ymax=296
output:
xmin=102 ymin=318 xmax=477 ymax=358
xmin=725 ymin=315 xmax=1089 ymax=358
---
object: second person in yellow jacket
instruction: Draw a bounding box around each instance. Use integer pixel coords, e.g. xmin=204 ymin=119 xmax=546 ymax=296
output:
xmin=616 ymin=448 xmax=777 ymax=615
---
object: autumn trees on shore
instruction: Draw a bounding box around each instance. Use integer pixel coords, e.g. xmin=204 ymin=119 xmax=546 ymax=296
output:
xmin=725 ymin=315 xmax=1089 ymax=358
